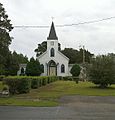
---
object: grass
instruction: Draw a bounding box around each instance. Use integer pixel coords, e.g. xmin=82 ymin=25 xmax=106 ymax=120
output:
xmin=0 ymin=98 xmax=58 ymax=107
xmin=0 ymin=81 xmax=115 ymax=106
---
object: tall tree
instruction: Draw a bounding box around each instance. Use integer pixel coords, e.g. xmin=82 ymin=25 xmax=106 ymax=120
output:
xmin=5 ymin=53 xmax=19 ymax=76
xmin=12 ymin=51 xmax=28 ymax=64
xmin=35 ymin=41 xmax=47 ymax=57
xmin=0 ymin=3 xmax=13 ymax=75
xmin=61 ymin=48 xmax=79 ymax=64
xmin=61 ymin=48 xmax=94 ymax=64
xmin=78 ymin=48 xmax=94 ymax=63
xmin=89 ymin=55 xmax=115 ymax=88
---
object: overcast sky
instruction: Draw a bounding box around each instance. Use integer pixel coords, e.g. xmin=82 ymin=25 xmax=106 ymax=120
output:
xmin=1 ymin=0 xmax=115 ymax=58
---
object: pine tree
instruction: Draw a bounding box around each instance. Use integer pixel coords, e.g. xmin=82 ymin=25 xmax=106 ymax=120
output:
xmin=0 ymin=3 xmax=13 ymax=75
xmin=26 ymin=58 xmax=43 ymax=76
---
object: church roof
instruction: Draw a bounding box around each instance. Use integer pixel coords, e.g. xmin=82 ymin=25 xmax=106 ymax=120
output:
xmin=58 ymin=51 xmax=69 ymax=61
xmin=47 ymin=22 xmax=58 ymax=40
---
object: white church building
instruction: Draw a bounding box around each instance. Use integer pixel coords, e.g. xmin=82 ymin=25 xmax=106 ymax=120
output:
xmin=37 ymin=22 xmax=72 ymax=76
xmin=18 ymin=22 xmax=73 ymax=76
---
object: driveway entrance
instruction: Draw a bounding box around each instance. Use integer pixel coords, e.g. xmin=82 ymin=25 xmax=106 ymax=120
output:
xmin=0 ymin=96 xmax=115 ymax=120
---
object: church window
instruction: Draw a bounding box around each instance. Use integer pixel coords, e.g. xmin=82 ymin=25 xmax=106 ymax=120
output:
xmin=50 ymin=48 xmax=55 ymax=57
xmin=61 ymin=64 xmax=65 ymax=73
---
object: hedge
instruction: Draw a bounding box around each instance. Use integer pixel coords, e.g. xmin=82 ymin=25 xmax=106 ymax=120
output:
xmin=3 ymin=77 xmax=31 ymax=94
xmin=3 ymin=76 xmax=58 ymax=94
xmin=62 ymin=76 xmax=79 ymax=83
xmin=31 ymin=78 xmax=39 ymax=89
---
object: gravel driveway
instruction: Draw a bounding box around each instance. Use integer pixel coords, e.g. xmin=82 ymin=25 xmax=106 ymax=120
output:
xmin=0 ymin=95 xmax=115 ymax=120
xmin=59 ymin=95 xmax=115 ymax=105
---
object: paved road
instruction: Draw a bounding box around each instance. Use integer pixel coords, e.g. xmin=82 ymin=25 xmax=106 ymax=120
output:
xmin=0 ymin=96 xmax=115 ymax=120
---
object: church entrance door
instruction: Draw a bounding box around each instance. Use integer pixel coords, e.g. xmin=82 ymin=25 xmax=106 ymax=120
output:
xmin=48 ymin=60 xmax=57 ymax=76
xmin=50 ymin=67 xmax=56 ymax=76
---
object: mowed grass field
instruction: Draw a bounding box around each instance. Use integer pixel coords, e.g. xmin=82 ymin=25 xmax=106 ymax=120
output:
xmin=0 ymin=81 xmax=115 ymax=106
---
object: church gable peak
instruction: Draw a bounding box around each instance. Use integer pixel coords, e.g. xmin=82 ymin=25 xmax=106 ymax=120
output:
xmin=47 ymin=22 xmax=58 ymax=40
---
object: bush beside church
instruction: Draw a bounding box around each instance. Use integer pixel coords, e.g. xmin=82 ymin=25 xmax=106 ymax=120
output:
xmin=3 ymin=76 xmax=58 ymax=94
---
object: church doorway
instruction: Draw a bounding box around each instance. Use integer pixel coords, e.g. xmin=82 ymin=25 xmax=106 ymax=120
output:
xmin=48 ymin=60 xmax=57 ymax=76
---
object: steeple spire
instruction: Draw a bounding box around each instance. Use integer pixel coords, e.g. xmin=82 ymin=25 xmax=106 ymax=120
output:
xmin=47 ymin=22 xmax=58 ymax=40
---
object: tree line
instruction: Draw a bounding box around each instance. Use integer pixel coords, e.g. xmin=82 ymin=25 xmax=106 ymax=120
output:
xmin=89 ymin=53 xmax=115 ymax=88
xmin=0 ymin=3 xmax=28 ymax=75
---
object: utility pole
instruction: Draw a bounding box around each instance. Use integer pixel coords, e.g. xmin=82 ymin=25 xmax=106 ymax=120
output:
xmin=83 ymin=45 xmax=85 ymax=64
xmin=79 ymin=45 xmax=85 ymax=64
xmin=79 ymin=45 xmax=86 ymax=81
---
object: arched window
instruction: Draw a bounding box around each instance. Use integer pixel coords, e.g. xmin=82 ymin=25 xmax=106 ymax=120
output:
xmin=61 ymin=64 xmax=65 ymax=73
xmin=50 ymin=48 xmax=55 ymax=57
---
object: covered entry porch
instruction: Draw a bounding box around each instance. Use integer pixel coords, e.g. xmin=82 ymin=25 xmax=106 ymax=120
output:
xmin=47 ymin=60 xmax=58 ymax=76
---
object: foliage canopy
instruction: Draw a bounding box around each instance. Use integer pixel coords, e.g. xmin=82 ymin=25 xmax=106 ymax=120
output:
xmin=0 ymin=3 xmax=13 ymax=75
xmin=26 ymin=57 xmax=43 ymax=76
xmin=89 ymin=54 xmax=115 ymax=88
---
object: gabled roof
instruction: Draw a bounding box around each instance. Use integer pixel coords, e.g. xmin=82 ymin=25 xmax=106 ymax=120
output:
xmin=37 ymin=50 xmax=69 ymax=62
xmin=47 ymin=22 xmax=58 ymax=40
xmin=58 ymin=51 xmax=69 ymax=61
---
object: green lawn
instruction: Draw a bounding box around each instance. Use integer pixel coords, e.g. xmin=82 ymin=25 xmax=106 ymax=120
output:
xmin=0 ymin=81 xmax=115 ymax=106
xmin=0 ymin=98 xmax=58 ymax=107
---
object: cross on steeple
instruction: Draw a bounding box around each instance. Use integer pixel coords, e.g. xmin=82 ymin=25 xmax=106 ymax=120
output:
xmin=51 ymin=17 xmax=54 ymax=21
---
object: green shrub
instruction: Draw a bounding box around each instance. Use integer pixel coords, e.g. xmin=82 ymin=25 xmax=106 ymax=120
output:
xmin=16 ymin=78 xmax=31 ymax=94
xmin=47 ymin=77 xmax=50 ymax=84
xmin=70 ymin=64 xmax=81 ymax=77
xmin=31 ymin=78 xmax=39 ymax=89
xmin=58 ymin=76 xmax=63 ymax=80
xmin=38 ymin=78 xmax=42 ymax=87
xmin=62 ymin=76 xmax=68 ymax=81
xmin=50 ymin=77 xmax=53 ymax=82
xmin=62 ymin=76 xmax=73 ymax=81
xmin=4 ymin=77 xmax=31 ymax=94
xmin=41 ymin=77 xmax=47 ymax=86
xmin=49 ymin=76 xmax=58 ymax=83
xmin=3 ymin=76 xmax=58 ymax=94
xmin=3 ymin=78 xmax=17 ymax=94
xmin=26 ymin=58 xmax=43 ymax=76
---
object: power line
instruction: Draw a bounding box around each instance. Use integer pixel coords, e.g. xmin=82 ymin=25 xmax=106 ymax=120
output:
xmin=14 ymin=25 xmax=49 ymax=28
xmin=14 ymin=16 xmax=115 ymax=28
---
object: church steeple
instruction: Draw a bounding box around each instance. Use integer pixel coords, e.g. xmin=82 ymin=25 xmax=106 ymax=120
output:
xmin=47 ymin=22 xmax=58 ymax=40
